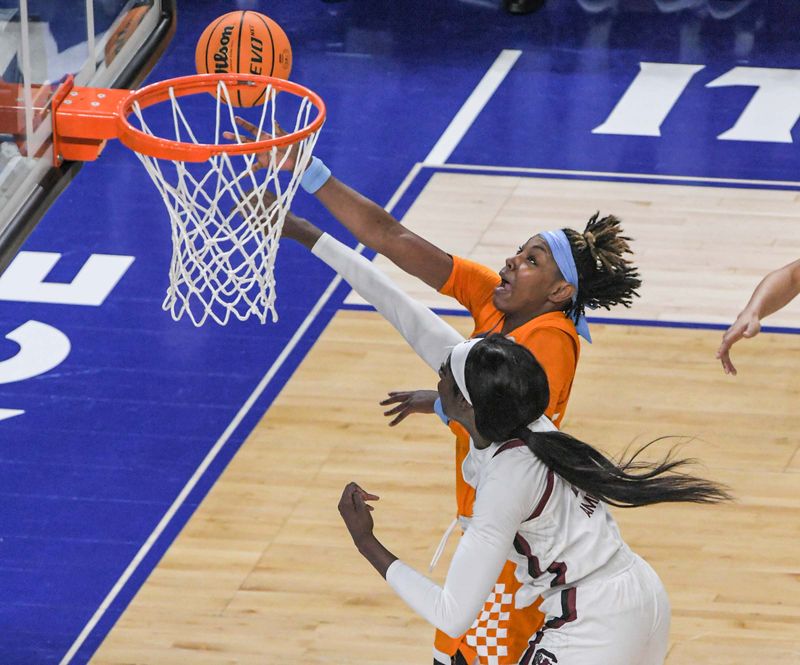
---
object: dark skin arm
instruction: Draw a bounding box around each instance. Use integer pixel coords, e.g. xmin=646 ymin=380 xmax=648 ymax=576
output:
xmin=261 ymin=192 xmax=443 ymax=427
xmin=228 ymin=116 xmax=454 ymax=290
xmin=313 ymin=177 xmax=454 ymax=290
xmin=281 ymin=208 xmax=324 ymax=249
xmin=338 ymin=482 xmax=397 ymax=578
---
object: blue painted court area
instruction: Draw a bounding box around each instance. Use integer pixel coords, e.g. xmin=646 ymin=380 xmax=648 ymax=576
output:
xmin=0 ymin=0 xmax=797 ymax=662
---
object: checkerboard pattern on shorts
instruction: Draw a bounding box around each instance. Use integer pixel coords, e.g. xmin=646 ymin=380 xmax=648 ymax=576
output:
xmin=465 ymin=583 xmax=515 ymax=665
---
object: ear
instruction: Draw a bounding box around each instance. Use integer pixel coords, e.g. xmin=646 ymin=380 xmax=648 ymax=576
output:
xmin=548 ymin=280 xmax=575 ymax=306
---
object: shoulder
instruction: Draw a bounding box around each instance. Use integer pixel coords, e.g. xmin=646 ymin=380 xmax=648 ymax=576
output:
xmin=476 ymin=441 xmax=551 ymax=522
xmin=518 ymin=312 xmax=579 ymax=342
xmin=522 ymin=318 xmax=580 ymax=364
xmin=487 ymin=440 xmax=550 ymax=486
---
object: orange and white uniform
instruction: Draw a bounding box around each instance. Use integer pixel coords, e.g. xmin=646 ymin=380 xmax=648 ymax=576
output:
xmin=386 ymin=437 xmax=670 ymax=665
xmin=435 ymin=257 xmax=580 ymax=665
xmin=310 ymin=237 xmax=580 ymax=665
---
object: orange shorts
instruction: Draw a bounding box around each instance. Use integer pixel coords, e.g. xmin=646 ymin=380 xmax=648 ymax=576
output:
xmin=434 ymin=560 xmax=544 ymax=665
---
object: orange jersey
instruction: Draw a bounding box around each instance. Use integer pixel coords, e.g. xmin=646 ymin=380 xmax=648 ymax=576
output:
xmin=439 ymin=256 xmax=580 ymax=519
xmin=440 ymin=255 xmax=579 ymax=428
xmin=435 ymin=256 xmax=580 ymax=664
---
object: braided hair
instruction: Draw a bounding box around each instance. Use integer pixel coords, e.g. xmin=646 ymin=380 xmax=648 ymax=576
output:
xmin=562 ymin=212 xmax=641 ymax=323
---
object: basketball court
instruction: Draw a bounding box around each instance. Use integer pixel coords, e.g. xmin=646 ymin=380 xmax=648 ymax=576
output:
xmin=0 ymin=1 xmax=798 ymax=663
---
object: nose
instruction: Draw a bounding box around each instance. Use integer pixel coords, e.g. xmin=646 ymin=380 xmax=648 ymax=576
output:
xmin=505 ymin=254 xmax=519 ymax=271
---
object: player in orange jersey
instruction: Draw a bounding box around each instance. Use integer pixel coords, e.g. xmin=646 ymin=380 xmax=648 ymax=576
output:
xmin=231 ymin=116 xmax=641 ymax=665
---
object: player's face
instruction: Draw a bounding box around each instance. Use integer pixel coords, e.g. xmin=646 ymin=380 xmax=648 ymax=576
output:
xmin=492 ymin=235 xmax=569 ymax=316
xmin=437 ymin=357 xmax=466 ymax=424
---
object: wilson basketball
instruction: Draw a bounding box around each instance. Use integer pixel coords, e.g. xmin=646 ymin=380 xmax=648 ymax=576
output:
xmin=104 ymin=4 xmax=149 ymax=66
xmin=195 ymin=11 xmax=292 ymax=107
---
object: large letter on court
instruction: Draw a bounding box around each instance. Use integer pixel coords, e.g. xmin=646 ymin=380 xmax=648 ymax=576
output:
xmin=592 ymin=62 xmax=705 ymax=137
xmin=707 ymin=67 xmax=800 ymax=143
xmin=0 ymin=321 xmax=71 ymax=384
xmin=0 ymin=251 xmax=134 ymax=305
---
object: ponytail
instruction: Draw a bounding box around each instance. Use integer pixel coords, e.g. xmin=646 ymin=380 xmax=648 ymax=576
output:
xmin=512 ymin=429 xmax=731 ymax=507
xmin=462 ymin=335 xmax=731 ymax=508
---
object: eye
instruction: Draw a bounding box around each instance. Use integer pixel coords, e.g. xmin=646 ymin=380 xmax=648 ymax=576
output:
xmin=527 ymin=254 xmax=537 ymax=265
xmin=516 ymin=246 xmax=523 ymax=254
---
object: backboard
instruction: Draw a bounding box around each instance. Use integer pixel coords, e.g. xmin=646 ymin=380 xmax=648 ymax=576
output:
xmin=0 ymin=0 xmax=175 ymax=272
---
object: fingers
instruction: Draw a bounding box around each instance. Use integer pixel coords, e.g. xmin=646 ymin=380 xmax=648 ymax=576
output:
xmin=340 ymin=481 xmax=379 ymax=503
xmin=380 ymin=393 xmax=411 ymax=427
xmin=382 ymin=402 xmax=407 ymax=417
xmin=379 ymin=391 xmax=411 ymax=406
xmin=341 ymin=482 xmax=379 ymax=511
xmin=719 ymin=349 xmax=737 ymax=376
xmin=380 ymin=393 xmax=412 ymax=425
xmin=742 ymin=320 xmax=761 ymax=338
xmin=716 ymin=335 xmax=737 ymax=375
xmin=387 ymin=411 xmax=409 ymax=427
xmin=717 ymin=314 xmax=760 ymax=375
xmin=235 ymin=115 xmax=261 ymax=137
xmin=352 ymin=491 xmax=371 ymax=511
xmin=354 ymin=485 xmax=379 ymax=502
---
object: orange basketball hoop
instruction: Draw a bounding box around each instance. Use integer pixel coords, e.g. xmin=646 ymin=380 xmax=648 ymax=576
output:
xmin=52 ymin=73 xmax=326 ymax=326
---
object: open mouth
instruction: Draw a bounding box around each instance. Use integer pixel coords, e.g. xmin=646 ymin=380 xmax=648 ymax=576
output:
xmin=496 ymin=276 xmax=512 ymax=293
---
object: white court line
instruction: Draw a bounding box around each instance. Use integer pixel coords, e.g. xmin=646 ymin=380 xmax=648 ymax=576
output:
xmin=421 ymin=162 xmax=800 ymax=189
xmin=59 ymin=164 xmax=425 ymax=664
xmin=425 ymin=49 xmax=521 ymax=165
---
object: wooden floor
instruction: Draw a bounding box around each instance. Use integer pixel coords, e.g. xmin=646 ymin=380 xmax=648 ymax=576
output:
xmin=92 ymin=174 xmax=800 ymax=664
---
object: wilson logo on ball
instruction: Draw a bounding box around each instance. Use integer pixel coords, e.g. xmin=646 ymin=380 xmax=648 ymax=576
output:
xmin=195 ymin=10 xmax=293 ymax=107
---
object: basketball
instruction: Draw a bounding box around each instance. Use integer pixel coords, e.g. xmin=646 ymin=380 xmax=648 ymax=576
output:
xmin=104 ymin=4 xmax=149 ymax=66
xmin=195 ymin=10 xmax=292 ymax=107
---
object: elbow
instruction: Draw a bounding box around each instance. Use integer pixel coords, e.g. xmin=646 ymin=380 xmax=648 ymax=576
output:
xmin=439 ymin=617 xmax=473 ymax=639
xmin=369 ymin=227 xmax=414 ymax=262
xmin=428 ymin=591 xmax=475 ymax=637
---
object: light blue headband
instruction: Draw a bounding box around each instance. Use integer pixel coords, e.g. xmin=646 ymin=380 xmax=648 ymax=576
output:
xmin=539 ymin=230 xmax=592 ymax=343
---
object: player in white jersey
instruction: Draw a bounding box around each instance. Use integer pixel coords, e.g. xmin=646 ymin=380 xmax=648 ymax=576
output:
xmin=271 ymin=210 xmax=729 ymax=663
xmin=335 ymin=335 xmax=730 ymax=664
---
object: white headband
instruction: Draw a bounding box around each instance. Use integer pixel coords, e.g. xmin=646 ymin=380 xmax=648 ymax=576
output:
xmin=449 ymin=338 xmax=483 ymax=405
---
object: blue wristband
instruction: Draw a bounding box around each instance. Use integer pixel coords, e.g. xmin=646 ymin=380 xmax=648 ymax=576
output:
xmin=433 ymin=396 xmax=450 ymax=426
xmin=300 ymin=156 xmax=332 ymax=194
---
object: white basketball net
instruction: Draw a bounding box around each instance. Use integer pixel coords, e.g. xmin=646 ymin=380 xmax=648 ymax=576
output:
xmin=129 ymin=80 xmax=321 ymax=326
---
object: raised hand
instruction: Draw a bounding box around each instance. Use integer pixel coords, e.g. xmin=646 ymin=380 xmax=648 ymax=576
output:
xmin=380 ymin=390 xmax=438 ymax=427
xmin=716 ymin=310 xmax=761 ymax=375
xmin=338 ymin=482 xmax=380 ymax=546
xmin=222 ymin=116 xmax=297 ymax=172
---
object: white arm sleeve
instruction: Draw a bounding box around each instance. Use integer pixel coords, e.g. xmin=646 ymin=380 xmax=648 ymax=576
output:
xmin=312 ymin=233 xmax=464 ymax=371
xmin=386 ymin=454 xmax=539 ymax=637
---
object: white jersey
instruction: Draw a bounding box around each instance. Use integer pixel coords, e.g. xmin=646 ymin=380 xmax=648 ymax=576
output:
xmin=387 ymin=437 xmax=670 ymax=665
xmin=313 ymin=231 xmax=622 ymax=626
xmin=312 ymin=232 xmax=669 ymax=662
xmin=468 ymin=438 xmax=625 ymax=611
xmin=386 ymin=433 xmax=626 ymax=638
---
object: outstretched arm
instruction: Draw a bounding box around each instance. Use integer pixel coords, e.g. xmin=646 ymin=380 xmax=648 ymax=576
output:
xmin=229 ymin=117 xmax=454 ymax=289
xmin=717 ymin=259 xmax=800 ymax=375
xmin=282 ymin=212 xmax=464 ymax=371
xmin=342 ymin=457 xmax=538 ymax=638
xmin=312 ymin=176 xmax=454 ymax=291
